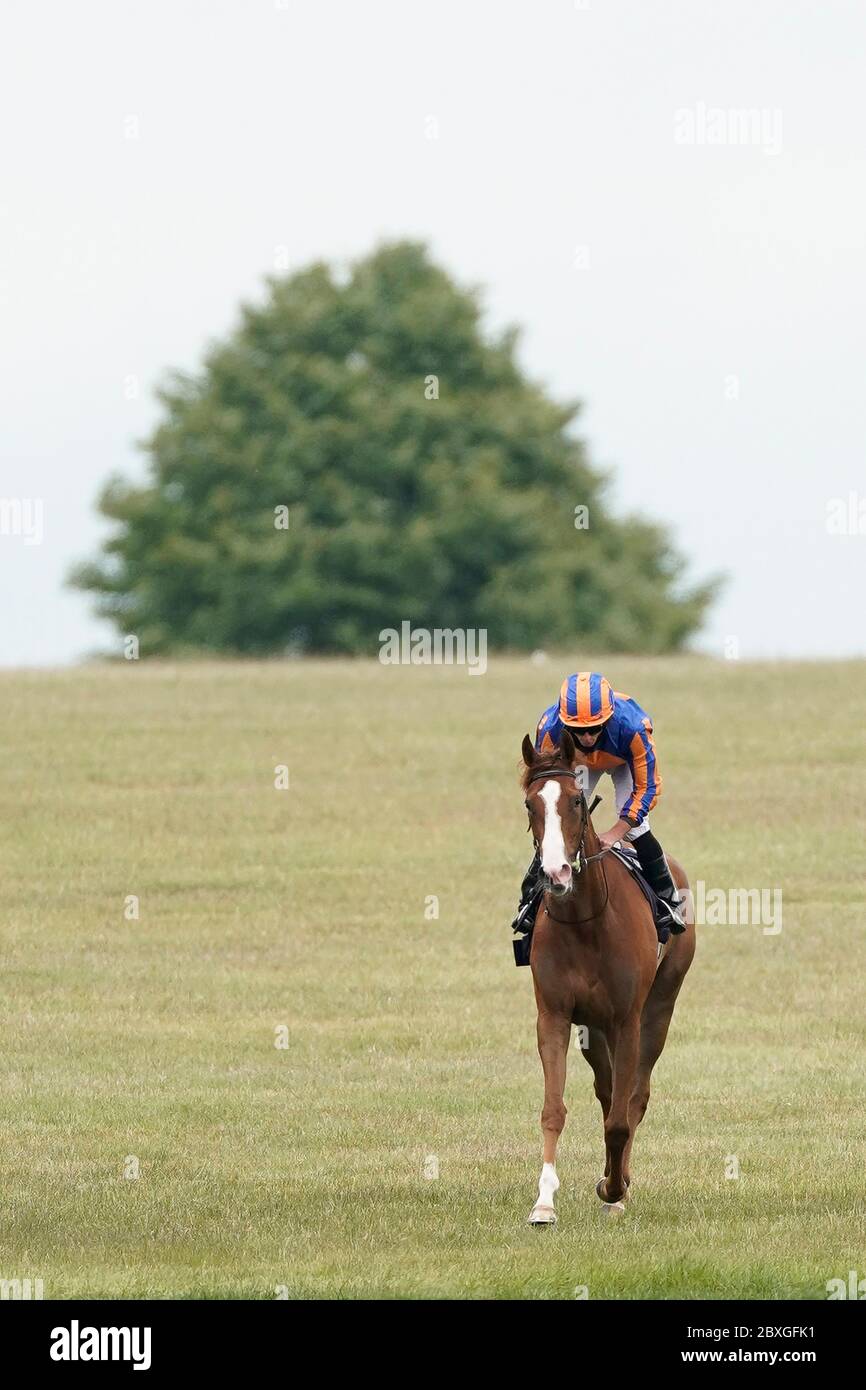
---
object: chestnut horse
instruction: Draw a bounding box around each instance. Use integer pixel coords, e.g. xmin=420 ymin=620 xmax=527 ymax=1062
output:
xmin=521 ymin=729 xmax=695 ymax=1222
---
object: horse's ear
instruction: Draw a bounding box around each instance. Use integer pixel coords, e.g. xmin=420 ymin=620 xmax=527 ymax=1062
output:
xmin=560 ymin=728 xmax=576 ymax=765
xmin=521 ymin=733 xmax=536 ymax=767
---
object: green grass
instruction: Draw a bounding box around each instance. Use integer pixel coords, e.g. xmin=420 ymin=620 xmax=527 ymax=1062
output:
xmin=0 ymin=654 xmax=864 ymax=1299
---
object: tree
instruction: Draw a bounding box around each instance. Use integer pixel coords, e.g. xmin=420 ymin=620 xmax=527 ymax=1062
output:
xmin=71 ymin=242 xmax=717 ymax=654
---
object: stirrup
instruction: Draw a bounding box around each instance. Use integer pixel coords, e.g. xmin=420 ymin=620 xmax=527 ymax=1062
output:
xmin=512 ymin=931 xmax=532 ymax=967
xmin=659 ymin=896 xmax=687 ymax=934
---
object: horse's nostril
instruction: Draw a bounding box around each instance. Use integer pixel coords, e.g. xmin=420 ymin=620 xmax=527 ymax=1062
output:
xmin=545 ymin=863 xmax=572 ymax=887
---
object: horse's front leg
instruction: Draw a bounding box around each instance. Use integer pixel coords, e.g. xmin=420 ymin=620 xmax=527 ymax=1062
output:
xmin=597 ymin=1013 xmax=640 ymax=1210
xmin=528 ymin=1011 xmax=571 ymax=1225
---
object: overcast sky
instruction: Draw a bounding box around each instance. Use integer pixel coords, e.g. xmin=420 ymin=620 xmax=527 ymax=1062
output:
xmin=2 ymin=0 xmax=864 ymax=665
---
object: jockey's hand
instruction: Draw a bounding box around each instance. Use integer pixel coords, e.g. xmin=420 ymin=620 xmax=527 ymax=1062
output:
xmin=598 ymin=819 xmax=632 ymax=850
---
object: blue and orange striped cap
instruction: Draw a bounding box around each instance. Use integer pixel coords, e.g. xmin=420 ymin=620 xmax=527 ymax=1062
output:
xmin=558 ymin=672 xmax=615 ymax=728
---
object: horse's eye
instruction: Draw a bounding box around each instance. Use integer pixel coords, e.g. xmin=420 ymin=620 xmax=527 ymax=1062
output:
xmin=524 ymin=801 xmax=531 ymax=812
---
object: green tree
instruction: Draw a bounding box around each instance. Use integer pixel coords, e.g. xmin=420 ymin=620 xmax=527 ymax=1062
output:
xmin=71 ymin=242 xmax=717 ymax=654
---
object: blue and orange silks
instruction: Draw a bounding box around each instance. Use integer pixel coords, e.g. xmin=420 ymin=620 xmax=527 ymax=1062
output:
xmin=535 ymin=689 xmax=661 ymax=826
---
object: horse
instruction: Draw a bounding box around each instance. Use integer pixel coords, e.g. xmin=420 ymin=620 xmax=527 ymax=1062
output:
xmin=520 ymin=728 xmax=695 ymax=1222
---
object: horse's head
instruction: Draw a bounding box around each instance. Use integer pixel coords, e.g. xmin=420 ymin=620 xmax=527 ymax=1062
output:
xmin=521 ymin=729 xmax=589 ymax=896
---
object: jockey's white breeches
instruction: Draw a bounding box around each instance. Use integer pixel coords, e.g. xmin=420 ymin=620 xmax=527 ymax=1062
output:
xmin=585 ymin=764 xmax=651 ymax=840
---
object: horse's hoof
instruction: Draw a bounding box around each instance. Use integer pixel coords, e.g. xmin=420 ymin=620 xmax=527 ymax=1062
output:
xmin=596 ymin=1178 xmax=629 ymax=1205
xmin=601 ymin=1200 xmax=626 ymax=1216
xmin=528 ymin=1204 xmax=557 ymax=1225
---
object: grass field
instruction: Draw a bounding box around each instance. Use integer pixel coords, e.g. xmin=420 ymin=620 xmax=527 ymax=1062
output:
xmin=1 ymin=655 xmax=864 ymax=1299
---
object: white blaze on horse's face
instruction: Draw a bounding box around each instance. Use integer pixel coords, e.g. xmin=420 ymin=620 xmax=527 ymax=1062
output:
xmin=539 ymin=780 xmax=573 ymax=888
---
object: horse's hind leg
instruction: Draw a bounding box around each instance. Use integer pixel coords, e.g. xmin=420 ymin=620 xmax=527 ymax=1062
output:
xmin=529 ymin=1011 xmax=571 ymax=1225
xmin=578 ymin=1025 xmax=613 ymax=1172
xmin=622 ymin=936 xmax=695 ymax=1186
xmin=621 ymin=989 xmax=677 ymax=1188
xmin=597 ymin=1013 xmax=641 ymax=1208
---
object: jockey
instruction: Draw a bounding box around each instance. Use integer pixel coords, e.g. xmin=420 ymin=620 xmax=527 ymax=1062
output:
xmin=512 ymin=672 xmax=686 ymax=963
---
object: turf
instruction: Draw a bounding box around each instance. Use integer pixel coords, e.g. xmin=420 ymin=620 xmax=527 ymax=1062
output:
xmin=0 ymin=655 xmax=863 ymax=1299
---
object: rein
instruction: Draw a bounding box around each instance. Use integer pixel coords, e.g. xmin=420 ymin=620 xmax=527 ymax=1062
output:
xmin=525 ymin=766 xmax=610 ymax=921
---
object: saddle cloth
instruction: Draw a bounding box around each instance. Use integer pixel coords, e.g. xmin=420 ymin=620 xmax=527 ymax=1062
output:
xmin=609 ymin=844 xmax=671 ymax=945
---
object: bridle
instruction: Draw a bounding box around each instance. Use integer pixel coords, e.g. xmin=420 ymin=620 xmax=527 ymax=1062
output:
xmin=525 ymin=766 xmax=608 ymax=871
xmin=525 ymin=766 xmax=610 ymax=920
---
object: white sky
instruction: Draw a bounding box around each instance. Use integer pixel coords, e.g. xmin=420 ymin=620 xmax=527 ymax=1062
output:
xmin=2 ymin=0 xmax=865 ymax=665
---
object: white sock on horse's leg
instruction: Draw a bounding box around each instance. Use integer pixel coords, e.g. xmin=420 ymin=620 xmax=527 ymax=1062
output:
xmin=537 ymin=1161 xmax=559 ymax=1207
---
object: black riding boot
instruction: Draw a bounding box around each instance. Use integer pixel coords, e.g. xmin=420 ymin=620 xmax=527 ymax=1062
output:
xmin=633 ymin=831 xmax=686 ymax=933
xmin=511 ymin=851 xmax=542 ymax=966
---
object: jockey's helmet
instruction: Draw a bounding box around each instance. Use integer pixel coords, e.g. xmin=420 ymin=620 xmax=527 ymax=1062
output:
xmin=558 ymin=672 xmax=615 ymax=729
